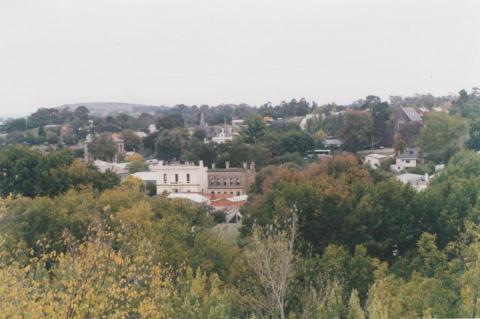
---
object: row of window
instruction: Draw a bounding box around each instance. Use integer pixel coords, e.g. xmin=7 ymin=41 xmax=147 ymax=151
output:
xmin=209 ymin=177 xmax=241 ymax=187
xmin=163 ymin=173 xmax=190 ymax=184
xmin=158 ymin=174 xmax=242 ymax=186
xmin=211 ymin=191 xmax=242 ymax=196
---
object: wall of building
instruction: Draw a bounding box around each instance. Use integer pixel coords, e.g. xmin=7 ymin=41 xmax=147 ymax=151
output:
xmin=150 ymin=161 xmax=208 ymax=194
xmin=207 ymin=162 xmax=255 ymax=196
xmin=395 ymin=158 xmax=417 ymax=170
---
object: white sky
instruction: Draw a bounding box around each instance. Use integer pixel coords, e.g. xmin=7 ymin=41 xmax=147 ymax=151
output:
xmin=1 ymin=0 xmax=479 ymax=116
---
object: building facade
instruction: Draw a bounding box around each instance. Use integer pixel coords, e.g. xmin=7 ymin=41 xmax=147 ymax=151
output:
xmin=393 ymin=148 xmax=422 ymax=172
xmin=211 ymin=126 xmax=234 ymax=144
xmin=149 ymin=161 xmax=208 ymax=194
xmin=393 ymin=107 xmax=423 ymax=134
xmin=207 ymin=162 xmax=255 ymax=196
xmin=111 ymin=133 xmax=125 ymax=153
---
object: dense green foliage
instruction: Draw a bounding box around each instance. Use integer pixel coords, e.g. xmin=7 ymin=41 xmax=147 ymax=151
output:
xmin=0 ymin=145 xmax=119 ymax=197
xmin=418 ymin=112 xmax=468 ymax=162
xmin=1 ymin=148 xmax=480 ymax=317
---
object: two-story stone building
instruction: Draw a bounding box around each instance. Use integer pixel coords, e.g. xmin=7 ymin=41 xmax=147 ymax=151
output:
xmin=207 ymin=162 xmax=255 ymax=196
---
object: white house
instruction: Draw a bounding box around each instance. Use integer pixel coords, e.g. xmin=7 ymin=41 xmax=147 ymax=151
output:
xmin=148 ymin=124 xmax=158 ymax=134
xmin=211 ymin=126 xmax=234 ymax=144
xmin=392 ymin=148 xmax=422 ymax=172
xmin=323 ymin=138 xmax=343 ymax=149
xmin=231 ymin=119 xmax=244 ymax=126
xmin=364 ymin=153 xmax=389 ymax=169
xmin=136 ymin=161 xmax=208 ymax=194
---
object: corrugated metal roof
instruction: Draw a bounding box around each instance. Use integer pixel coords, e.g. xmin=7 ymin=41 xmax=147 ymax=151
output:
xmin=167 ymin=193 xmax=210 ymax=204
xmin=401 ymin=107 xmax=423 ymax=122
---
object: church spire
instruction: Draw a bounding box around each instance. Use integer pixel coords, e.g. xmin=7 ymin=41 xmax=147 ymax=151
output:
xmin=199 ymin=111 xmax=206 ymax=127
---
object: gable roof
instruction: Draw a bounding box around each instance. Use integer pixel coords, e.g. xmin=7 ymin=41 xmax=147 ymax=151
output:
xmin=401 ymin=107 xmax=423 ymax=122
xmin=398 ymin=148 xmax=420 ymax=160
xmin=94 ymin=160 xmax=128 ymax=175
xmin=111 ymin=133 xmax=125 ymax=143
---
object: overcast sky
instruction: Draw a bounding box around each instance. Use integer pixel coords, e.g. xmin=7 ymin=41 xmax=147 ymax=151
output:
xmin=1 ymin=0 xmax=479 ymax=116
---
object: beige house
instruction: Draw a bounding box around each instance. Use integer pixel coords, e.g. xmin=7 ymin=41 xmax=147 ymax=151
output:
xmin=207 ymin=162 xmax=255 ymax=196
xmin=393 ymin=148 xmax=422 ymax=172
xmin=146 ymin=161 xmax=208 ymax=194
xmin=111 ymin=133 xmax=125 ymax=153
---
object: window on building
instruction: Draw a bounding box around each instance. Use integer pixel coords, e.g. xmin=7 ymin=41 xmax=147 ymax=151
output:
xmin=163 ymin=174 xmax=167 ymax=184
xmin=406 ymin=160 xmax=410 ymax=163
xmin=223 ymin=178 xmax=227 ymax=186
xmin=210 ymin=178 xmax=214 ymax=186
xmin=236 ymin=191 xmax=241 ymax=196
xmin=236 ymin=178 xmax=240 ymax=186
xmin=186 ymin=173 xmax=190 ymax=183
xmin=175 ymin=174 xmax=179 ymax=183
xmin=217 ymin=178 xmax=221 ymax=186
xmin=230 ymin=178 xmax=234 ymax=186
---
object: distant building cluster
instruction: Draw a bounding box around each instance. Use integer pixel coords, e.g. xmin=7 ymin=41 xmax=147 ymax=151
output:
xmin=131 ymin=160 xmax=255 ymax=197
xmin=129 ymin=160 xmax=255 ymax=224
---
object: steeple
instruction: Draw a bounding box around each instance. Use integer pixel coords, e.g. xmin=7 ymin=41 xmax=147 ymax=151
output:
xmin=199 ymin=112 xmax=206 ymax=127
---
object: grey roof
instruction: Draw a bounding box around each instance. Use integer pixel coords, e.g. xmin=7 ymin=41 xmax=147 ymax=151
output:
xmin=324 ymin=138 xmax=343 ymax=146
xmin=398 ymin=148 xmax=420 ymax=159
xmin=132 ymin=171 xmax=158 ymax=181
xmin=401 ymin=107 xmax=423 ymax=122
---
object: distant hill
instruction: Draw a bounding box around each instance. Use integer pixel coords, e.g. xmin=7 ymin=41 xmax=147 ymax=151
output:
xmin=57 ymin=102 xmax=167 ymax=116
